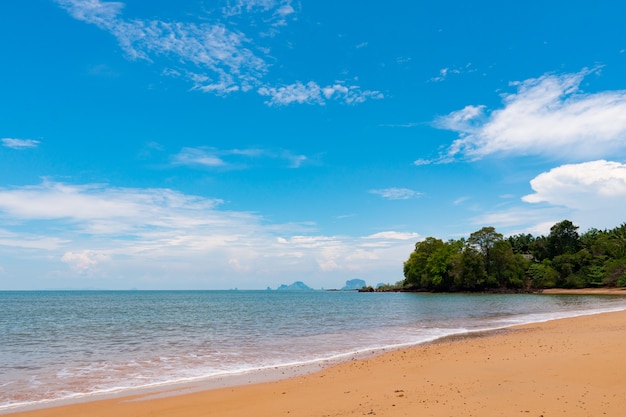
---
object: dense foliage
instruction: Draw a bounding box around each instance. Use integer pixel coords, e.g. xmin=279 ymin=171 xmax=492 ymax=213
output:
xmin=402 ymin=220 xmax=626 ymax=291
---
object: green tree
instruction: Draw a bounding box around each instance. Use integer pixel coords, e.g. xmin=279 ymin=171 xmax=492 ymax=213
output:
xmin=490 ymin=240 xmax=528 ymax=289
xmin=403 ymin=237 xmax=446 ymax=289
xmin=451 ymin=245 xmax=487 ymax=290
xmin=469 ymin=226 xmax=503 ymax=277
xmin=547 ymin=220 xmax=581 ymax=258
xmin=507 ymin=233 xmax=535 ymax=255
xmin=526 ymin=260 xmax=559 ymax=288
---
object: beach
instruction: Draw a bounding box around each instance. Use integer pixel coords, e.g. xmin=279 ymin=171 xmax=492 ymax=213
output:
xmin=7 ymin=306 xmax=626 ymax=417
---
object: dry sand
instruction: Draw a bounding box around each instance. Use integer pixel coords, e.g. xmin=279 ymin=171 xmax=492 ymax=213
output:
xmin=541 ymin=287 xmax=626 ymax=295
xmin=7 ymin=304 xmax=626 ymax=417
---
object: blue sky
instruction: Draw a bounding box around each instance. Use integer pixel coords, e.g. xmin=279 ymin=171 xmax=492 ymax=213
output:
xmin=2 ymin=0 xmax=626 ymax=290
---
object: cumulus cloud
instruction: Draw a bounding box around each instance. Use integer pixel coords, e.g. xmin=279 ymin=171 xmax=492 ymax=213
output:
xmin=471 ymin=160 xmax=626 ymax=236
xmin=62 ymin=250 xmax=111 ymax=274
xmin=2 ymin=138 xmax=40 ymax=149
xmin=523 ymin=160 xmax=626 ymax=209
xmin=55 ymin=0 xmax=380 ymax=105
xmin=369 ymin=187 xmax=422 ymax=200
xmin=433 ymin=68 xmax=626 ymax=161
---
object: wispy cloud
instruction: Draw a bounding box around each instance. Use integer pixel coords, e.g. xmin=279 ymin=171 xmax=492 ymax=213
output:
xmin=369 ymin=187 xmax=422 ymax=200
xmin=364 ymin=231 xmax=420 ymax=240
xmin=430 ymin=68 xmax=626 ymax=162
xmin=2 ymin=138 xmax=40 ymax=149
xmin=223 ymin=0 xmax=295 ymax=27
xmin=429 ymin=63 xmax=476 ymax=82
xmin=453 ymin=196 xmax=471 ymax=205
xmin=378 ymin=122 xmax=419 ymax=128
xmin=55 ymin=0 xmax=381 ymax=105
xmin=172 ymin=148 xmax=227 ymax=168
xmin=171 ymin=146 xmax=307 ymax=169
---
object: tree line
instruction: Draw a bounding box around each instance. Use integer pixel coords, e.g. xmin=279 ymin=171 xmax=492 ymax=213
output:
xmin=402 ymin=220 xmax=626 ymax=292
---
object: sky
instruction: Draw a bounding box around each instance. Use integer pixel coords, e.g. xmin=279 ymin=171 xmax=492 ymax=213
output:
xmin=2 ymin=0 xmax=626 ymax=290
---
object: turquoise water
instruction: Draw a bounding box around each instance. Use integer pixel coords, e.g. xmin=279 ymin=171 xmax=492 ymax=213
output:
xmin=1 ymin=290 xmax=626 ymax=411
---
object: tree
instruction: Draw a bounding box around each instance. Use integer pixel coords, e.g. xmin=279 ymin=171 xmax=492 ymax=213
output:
xmin=547 ymin=220 xmax=581 ymax=258
xmin=507 ymin=233 xmax=535 ymax=254
xmin=403 ymin=220 xmax=626 ymax=292
xmin=403 ymin=238 xmax=463 ymax=291
xmin=451 ymin=245 xmax=487 ymax=290
xmin=527 ymin=260 xmax=559 ymax=288
xmin=469 ymin=227 xmax=503 ymax=277
xmin=489 ymin=240 xmax=528 ymax=289
xmin=403 ymin=237 xmax=446 ymax=289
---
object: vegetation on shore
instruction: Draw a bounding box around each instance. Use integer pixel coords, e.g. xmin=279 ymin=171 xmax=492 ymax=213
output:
xmin=392 ymin=220 xmax=626 ymax=292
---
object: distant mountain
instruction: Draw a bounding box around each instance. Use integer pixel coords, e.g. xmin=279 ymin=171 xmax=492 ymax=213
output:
xmin=341 ymin=279 xmax=367 ymax=291
xmin=275 ymin=281 xmax=314 ymax=291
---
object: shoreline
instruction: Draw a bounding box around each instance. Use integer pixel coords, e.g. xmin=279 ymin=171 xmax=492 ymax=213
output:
xmin=540 ymin=287 xmax=626 ymax=295
xmin=6 ymin=308 xmax=626 ymax=417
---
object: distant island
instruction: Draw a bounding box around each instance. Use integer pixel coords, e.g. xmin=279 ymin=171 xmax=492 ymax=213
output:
xmin=270 ymin=279 xmax=382 ymax=292
xmin=341 ymin=279 xmax=367 ymax=290
xmin=273 ymin=281 xmax=314 ymax=291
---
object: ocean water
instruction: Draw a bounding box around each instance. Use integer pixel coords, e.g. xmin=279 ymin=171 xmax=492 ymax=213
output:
xmin=1 ymin=290 xmax=626 ymax=412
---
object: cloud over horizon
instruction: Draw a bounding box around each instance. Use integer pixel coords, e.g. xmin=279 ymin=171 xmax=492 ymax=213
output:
xmin=0 ymin=180 xmax=416 ymax=287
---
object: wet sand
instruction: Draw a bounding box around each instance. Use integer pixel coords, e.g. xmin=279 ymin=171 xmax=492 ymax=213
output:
xmin=7 ymin=307 xmax=626 ymax=417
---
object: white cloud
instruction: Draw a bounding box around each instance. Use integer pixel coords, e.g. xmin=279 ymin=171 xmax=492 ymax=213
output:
xmin=171 ymin=146 xmax=307 ymax=169
xmin=470 ymin=207 xmax=566 ymax=231
xmin=321 ymin=83 xmax=384 ymax=104
xmin=55 ymin=0 xmax=267 ymax=94
xmin=435 ymin=68 xmax=626 ymax=161
xmin=2 ymin=138 xmax=40 ymax=149
xmin=369 ymin=187 xmax=422 ymax=200
xmin=62 ymin=250 xmax=111 ymax=274
xmin=55 ymin=0 xmax=380 ymax=106
xmin=55 ymin=0 xmax=123 ymax=27
xmin=429 ymin=64 xmax=475 ymax=82
xmin=223 ymin=0 xmax=295 ymax=26
xmin=0 ymin=180 xmax=223 ymax=228
xmin=523 ymin=160 xmax=626 ymax=209
xmin=0 ymin=180 xmax=418 ymax=288
xmin=364 ymin=231 xmax=420 ymax=240
xmin=453 ymin=196 xmax=471 ymax=205
xmin=259 ymin=81 xmax=324 ymax=105
xmin=0 ymin=229 xmax=67 ymax=250
xmin=173 ymin=148 xmax=226 ymax=167
xmin=468 ymin=160 xmax=626 ymax=236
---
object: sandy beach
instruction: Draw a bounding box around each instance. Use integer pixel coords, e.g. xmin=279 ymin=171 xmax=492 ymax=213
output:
xmin=6 ymin=302 xmax=626 ymax=417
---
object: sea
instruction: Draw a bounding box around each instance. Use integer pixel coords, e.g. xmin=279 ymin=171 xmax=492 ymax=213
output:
xmin=2 ymin=290 xmax=626 ymax=413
